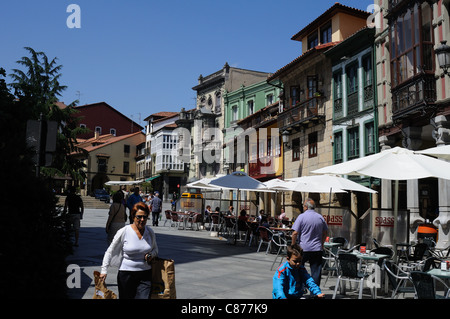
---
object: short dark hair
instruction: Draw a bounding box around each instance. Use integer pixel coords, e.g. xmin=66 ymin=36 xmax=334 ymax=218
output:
xmin=131 ymin=202 xmax=149 ymax=219
xmin=287 ymin=243 xmax=303 ymax=259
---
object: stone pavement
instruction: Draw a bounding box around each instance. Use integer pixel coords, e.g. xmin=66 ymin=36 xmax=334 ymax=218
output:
xmin=65 ymin=203 xmax=413 ymax=300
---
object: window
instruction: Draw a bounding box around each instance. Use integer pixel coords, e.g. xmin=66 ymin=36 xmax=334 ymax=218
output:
xmin=347 ymin=63 xmax=359 ymax=115
xmin=98 ymin=158 xmax=107 ymax=173
xmin=334 ymin=131 xmax=343 ymax=163
xmin=365 ymin=122 xmax=376 ymax=155
xmin=232 ymin=105 xmax=238 ymax=122
xmin=347 ymin=63 xmax=358 ymax=94
xmin=307 ymin=76 xmax=318 ymax=98
xmin=80 ymin=124 xmax=86 ymax=129
xmin=290 ymin=86 xmax=300 ymax=107
xmin=320 ymin=23 xmax=332 ymax=44
xmin=123 ymin=161 xmax=130 ymax=174
xmin=292 ymin=138 xmax=300 ymax=161
xmin=308 ymin=32 xmax=318 ymax=50
xmin=110 ymin=128 xmax=116 ymax=136
xmin=248 ymin=100 xmax=254 ymax=115
xmin=124 ymin=144 xmax=130 ymax=154
xmin=333 ymin=71 xmax=343 ymax=118
xmin=348 ymin=127 xmax=360 ymax=159
xmin=266 ymin=94 xmax=273 ymax=106
xmin=95 ymin=126 xmax=102 ymax=135
xmin=308 ymin=132 xmax=318 ymax=158
xmin=390 ymin=3 xmax=434 ymax=87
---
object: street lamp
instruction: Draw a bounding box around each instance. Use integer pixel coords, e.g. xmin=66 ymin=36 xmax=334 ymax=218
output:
xmin=435 ymin=40 xmax=450 ymax=76
xmin=281 ymin=130 xmax=290 ymax=149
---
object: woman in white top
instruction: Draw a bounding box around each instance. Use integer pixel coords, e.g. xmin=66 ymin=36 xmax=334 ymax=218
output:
xmin=100 ymin=202 xmax=158 ymax=299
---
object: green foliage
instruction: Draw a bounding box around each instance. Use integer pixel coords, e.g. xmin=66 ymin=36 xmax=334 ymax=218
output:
xmin=0 ymin=47 xmax=85 ymax=298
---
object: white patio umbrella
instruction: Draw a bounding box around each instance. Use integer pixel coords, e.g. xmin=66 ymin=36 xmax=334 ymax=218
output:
xmin=415 ymin=144 xmax=450 ymax=161
xmin=311 ymin=146 xmax=450 ymax=248
xmin=287 ymin=175 xmax=376 ymax=194
xmin=186 ymin=176 xmax=224 ymax=190
xmin=209 ymin=171 xmax=272 ymax=244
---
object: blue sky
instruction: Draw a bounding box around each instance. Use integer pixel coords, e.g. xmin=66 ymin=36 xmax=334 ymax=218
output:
xmin=1 ymin=0 xmax=373 ymax=127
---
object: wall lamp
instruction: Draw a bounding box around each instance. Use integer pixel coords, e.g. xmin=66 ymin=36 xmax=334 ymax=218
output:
xmin=281 ymin=130 xmax=291 ymax=149
xmin=435 ymin=40 xmax=450 ymax=76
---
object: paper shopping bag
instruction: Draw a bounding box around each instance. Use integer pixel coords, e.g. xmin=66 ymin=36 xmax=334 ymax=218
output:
xmin=93 ymin=271 xmax=117 ymax=299
xmin=150 ymin=257 xmax=176 ymax=299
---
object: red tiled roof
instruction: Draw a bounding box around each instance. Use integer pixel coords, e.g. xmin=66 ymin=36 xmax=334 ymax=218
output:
xmin=291 ymin=2 xmax=370 ymax=41
xmin=267 ymin=42 xmax=340 ymax=81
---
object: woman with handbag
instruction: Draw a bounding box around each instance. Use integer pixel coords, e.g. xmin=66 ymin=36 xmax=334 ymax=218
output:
xmin=100 ymin=202 xmax=158 ymax=299
xmin=106 ymin=192 xmax=127 ymax=243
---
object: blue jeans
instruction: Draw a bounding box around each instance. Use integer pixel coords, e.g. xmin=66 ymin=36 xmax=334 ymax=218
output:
xmin=302 ymin=251 xmax=323 ymax=287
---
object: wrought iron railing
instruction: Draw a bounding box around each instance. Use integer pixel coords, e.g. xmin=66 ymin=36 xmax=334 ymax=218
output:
xmin=278 ymin=97 xmax=322 ymax=130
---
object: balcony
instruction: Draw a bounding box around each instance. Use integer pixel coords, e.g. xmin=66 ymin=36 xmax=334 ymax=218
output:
xmin=278 ymin=97 xmax=324 ymax=131
xmin=392 ymin=74 xmax=436 ymax=120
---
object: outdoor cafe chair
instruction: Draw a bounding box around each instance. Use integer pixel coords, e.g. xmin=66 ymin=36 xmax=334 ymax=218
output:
xmin=225 ymin=217 xmax=236 ymax=237
xmin=247 ymin=222 xmax=260 ymax=247
xmin=257 ymin=226 xmax=271 ymax=253
xmin=332 ymin=253 xmax=373 ymax=299
xmin=410 ymin=271 xmax=450 ymax=299
xmin=331 ymin=237 xmax=348 ymax=249
xmin=209 ymin=214 xmax=220 ymax=233
xmin=170 ymin=212 xmax=183 ymax=230
xmin=382 ymin=260 xmax=415 ymax=299
xmin=322 ymin=246 xmax=338 ymax=286
xmin=237 ymin=219 xmax=250 ymax=243
xmin=398 ymin=243 xmax=429 ymax=270
xmin=188 ymin=213 xmax=203 ymax=231
xmin=163 ymin=210 xmax=173 ymax=227
xmin=270 ymin=229 xmax=288 ymax=271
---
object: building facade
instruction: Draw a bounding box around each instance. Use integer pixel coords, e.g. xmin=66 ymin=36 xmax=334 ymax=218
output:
xmin=73 ymin=102 xmax=143 ymax=139
xmin=268 ymin=3 xmax=371 ymax=219
xmin=374 ymin=0 xmax=450 ymax=247
xmin=73 ymin=131 xmax=145 ymax=195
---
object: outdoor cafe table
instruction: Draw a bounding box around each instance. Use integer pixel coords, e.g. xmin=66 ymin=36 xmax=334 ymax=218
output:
xmin=427 ymin=268 xmax=450 ymax=297
xmin=351 ymin=251 xmax=390 ymax=298
xmin=427 ymin=268 xmax=450 ymax=280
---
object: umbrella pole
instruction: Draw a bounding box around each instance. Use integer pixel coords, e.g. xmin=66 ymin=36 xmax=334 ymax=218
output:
xmin=393 ymin=180 xmax=399 ymax=259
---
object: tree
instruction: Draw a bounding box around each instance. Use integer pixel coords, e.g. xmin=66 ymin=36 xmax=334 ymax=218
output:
xmin=9 ymin=47 xmax=87 ymax=182
xmin=0 ymin=48 xmax=87 ymax=298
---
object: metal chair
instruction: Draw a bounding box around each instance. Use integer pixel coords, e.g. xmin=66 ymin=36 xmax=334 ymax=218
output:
xmin=188 ymin=213 xmax=203 ymax=231
xmin=209 ymin=214 xmax=220 ymax=233
xmin=322 ymin=246 xmax=338 ymax=285
xmin=163 ymin=210 xmax=172 ymax=227
xmin=269 ymin=229 xmax=288 ymax=271
xmin=382 ymin=260 xmax=415 ymax=299
xmin=399 ymin=243 xmax=430 ymax=270
xmin=333 ymin=253 xmax=373 ymax=299
xmin=257 ymin=226 xmax=271 ymax=253
xmin=410 ymin=271 xmax=450 ymax=299
xmin=170 ymin=212 xmax=182 ymax=230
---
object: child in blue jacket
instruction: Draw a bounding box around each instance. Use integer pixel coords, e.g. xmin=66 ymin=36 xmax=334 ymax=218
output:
xmin=272 ymin=243 xmax=325 ymax=299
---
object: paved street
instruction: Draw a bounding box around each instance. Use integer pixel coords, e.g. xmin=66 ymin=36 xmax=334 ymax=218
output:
xmin=66 ymin=202 xmax=411 ymax=300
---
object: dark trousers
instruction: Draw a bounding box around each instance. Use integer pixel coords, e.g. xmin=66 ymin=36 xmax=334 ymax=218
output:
xmin=302 ymin=251 xmax=323 ymax=287
xmin=152 ymin=211 xmax=160 ymax=226
xmin=117 ymin=270 xmax=152 ymax=299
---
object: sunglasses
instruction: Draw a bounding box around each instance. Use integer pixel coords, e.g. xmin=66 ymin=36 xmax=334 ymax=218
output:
xmin=135 ymin=215 xmax=148 ymax=220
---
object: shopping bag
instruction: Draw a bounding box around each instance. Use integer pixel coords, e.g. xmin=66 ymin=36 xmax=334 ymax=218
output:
xmin=150 ymin=257 xmax=176 ymax=299
xmin=93 ymin=271 xmax=117 ymax=299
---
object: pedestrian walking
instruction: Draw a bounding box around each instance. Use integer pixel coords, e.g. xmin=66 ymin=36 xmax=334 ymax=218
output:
xmin=149 ymin=192 xmax=162 ymax=226
xmin=100 ymin=202 xmax=158 ymax=299
xmin=106 ymin=191 xmax=127 ymax=243
xmin=126 ymin=187 xmax=143 ymax=223
xmin=64 ymin=186 xmax=84 ymax=247
xmin=291 ymin=198 xmax=328 ymax=287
